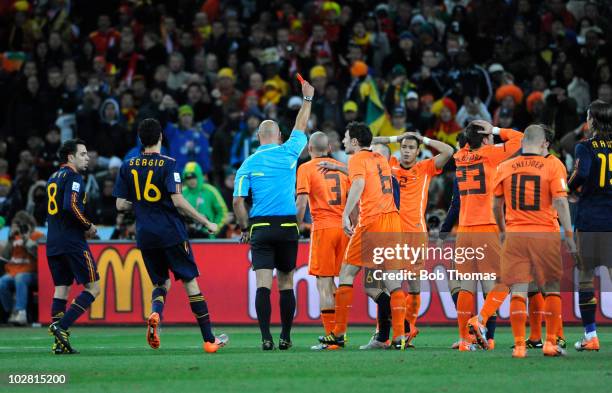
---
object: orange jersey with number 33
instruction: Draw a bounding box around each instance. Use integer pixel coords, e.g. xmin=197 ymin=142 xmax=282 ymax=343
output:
xmin=296 ymin=157 xmax=349 ymax=230
xmin=453 ymin=128 xmax=523 ymax=227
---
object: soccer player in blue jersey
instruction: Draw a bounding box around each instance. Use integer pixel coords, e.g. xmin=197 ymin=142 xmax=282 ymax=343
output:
xmin=113 ymin=118 xmax=227 ymax=353
xmin=568 ymin=99 xmax=612 ymax=352
xmin=46 ymin=139 xmax=100 ymax=354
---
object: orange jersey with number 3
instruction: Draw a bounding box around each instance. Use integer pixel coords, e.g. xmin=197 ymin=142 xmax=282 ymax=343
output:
xmin=454 ymin=128 xmax=523 ymax=227
xmin=494 ymin=154 xmax=568 ymax=231
xmin=296 ymin=157 xmax=349 ymax=230
xmin=390 ymin=158 xmax=441 ymax=232
xmin=349 ymin=150 xmax=398 ymax=226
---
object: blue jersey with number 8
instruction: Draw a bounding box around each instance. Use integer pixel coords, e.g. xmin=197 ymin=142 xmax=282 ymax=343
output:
xmin=112 ymin=152 xmax=188 ymax=249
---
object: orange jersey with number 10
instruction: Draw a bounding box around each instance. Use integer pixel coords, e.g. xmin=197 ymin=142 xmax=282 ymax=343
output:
xmin=296 ymin=157 xmax=349 ymax=230
xmin=453 ymin=128 xmax=523 ymax=227
xmin=494 ymin=154 xmax=568 ymax=231
xmin=349 ymin=150 xmax=398 ymax=226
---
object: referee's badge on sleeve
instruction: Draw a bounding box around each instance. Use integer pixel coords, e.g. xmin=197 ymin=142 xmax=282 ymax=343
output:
xmin=72 ymin=181 xmax=80 ymax=192
xmin=174 ymin=172 xmax=181 ymax=183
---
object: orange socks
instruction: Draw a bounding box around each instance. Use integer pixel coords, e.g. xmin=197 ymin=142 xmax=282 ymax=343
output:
xmin=457 ymin=290 xmax=474 ymax=340
xmin=405 ymin=292 xmax=420 ymax=326
xmin=510 ymin=296 xmax=527 ymax=346
xmin=528 ymin=292 xmax=544 ymax=341
xmin=544 ymin=294 xmax=562 ymax=344
xmin=390 ymin=290 xmax=406 ymax=339
xmin=320 ymin=309 xmax=335 ymax=335
xmin=332 ymin=285 xmax=353 ymax=336
xmin=480 ymin=285 xmax=509 ymax=324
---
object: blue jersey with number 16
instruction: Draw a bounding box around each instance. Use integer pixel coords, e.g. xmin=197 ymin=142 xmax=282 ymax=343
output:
xmin=112 ymin=152 xmax=188 ymax=249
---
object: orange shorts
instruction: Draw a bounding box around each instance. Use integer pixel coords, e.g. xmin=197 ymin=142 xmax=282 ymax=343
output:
xmin=501 ymin=232 xmax=563 ymax=286
xmin=308 ymin=227 xmax=349 ymax=277
xmin=454 ymin=224 xmax=501 ymax=276
xmin=345 ymin=211 xmax=403 ymax=270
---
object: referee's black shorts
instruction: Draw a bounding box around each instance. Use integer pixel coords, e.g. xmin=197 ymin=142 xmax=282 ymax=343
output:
xmin=249 ymin=215 xmax=299 ymax=272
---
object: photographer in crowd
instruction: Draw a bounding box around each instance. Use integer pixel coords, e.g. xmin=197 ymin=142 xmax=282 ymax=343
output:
xmin=0 ymin=211 xmax=44 ymax=325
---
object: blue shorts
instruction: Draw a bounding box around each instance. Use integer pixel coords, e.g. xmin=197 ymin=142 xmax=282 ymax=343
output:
xmin=140 ymin=241 xmax=199 ymax=285
xmin=47 ymin=249 xmax=99 ymax=286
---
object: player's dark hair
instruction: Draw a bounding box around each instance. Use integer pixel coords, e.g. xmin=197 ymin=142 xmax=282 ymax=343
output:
xmin=464 ymin=123 xmax=487 ymax=149
xmin=539 ymin=124 xmax=555 ymax=144
xmin=401 ymin=135 xmax=421 ymax=148
xmin=346 ymin=121 xmax=373 ymax=148
xmin=58 ymin=138 xmax=86 ymax=163
xmin=138 ymin=118 xmax=162 ymax=147
xmin=589 ymin=99 xmax=612 ymax=138
xmin=457 ymin=132 xmax=467 ymax=148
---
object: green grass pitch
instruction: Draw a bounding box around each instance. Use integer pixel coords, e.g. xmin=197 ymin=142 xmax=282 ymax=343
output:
xmin=0 ymin=326 xmax=610 ymax=393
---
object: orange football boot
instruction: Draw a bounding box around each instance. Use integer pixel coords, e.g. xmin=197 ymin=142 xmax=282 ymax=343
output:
xmin=146 ymin=312 xmax=160 ymax=349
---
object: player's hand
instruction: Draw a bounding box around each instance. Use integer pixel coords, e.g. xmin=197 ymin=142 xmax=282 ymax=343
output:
xmin=301 ymin=81 xmax=315 ymax=98
xmin=342 ymin=215 xmax=354 ymax=237
xmin=240 ymin=230 xmax=250 ymax=244
xmin=86 ymin=224 xmax=98 ymax=238
xmin=317 ymin=161 xmax=337 ymax=174
xmin=472 ymin=120 xmax=493 ymax=134
xmin=205 ymin=222 xmax=218 ymax=234
xmin=565 ymin=236 xmax=577 ymax=254
xmin=401 ymin=131 xmax=423 ymax=141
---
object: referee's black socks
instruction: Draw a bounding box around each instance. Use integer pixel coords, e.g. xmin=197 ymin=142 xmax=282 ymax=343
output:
xmin=256 ymin=287 xmax=273 ymax=341
xmin=279 ymin=289 xmax=295 ymax=342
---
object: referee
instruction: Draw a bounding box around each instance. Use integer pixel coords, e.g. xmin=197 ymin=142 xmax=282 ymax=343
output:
xmin=233 ymin=80 xmax=314 ymax=350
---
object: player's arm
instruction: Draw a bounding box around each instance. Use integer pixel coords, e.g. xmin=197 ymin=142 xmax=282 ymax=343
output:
xmin=63 ymin=176 xmax=96 ymax=237
xmin=116 ymin=198 xmax=132 ymax=211
xmin=492 ymin=195 xmax=505 ymax=234
xmin=439 ymin=178 xmax=460 ymax=239
xmin=473 ymin=119 xmax=523 ymax=160
xmin=342 ymin=177 xmax=365 ymax=236
xmin=404 ymin=131 xmax=454 ymax=169
xmin=171 ymin=193 xmax=217 ymax=232
xmin=553 ymin=196 xmax=577 ymax=253
xmin=371 ymin=131 xmax=413 ymax=145
xmin=296 ymin=194 xmax=308 ymax=227
xmin=284 ymin=80 xmax=315 ymax=157
xmin=113 ymin=165 xmax=132 ymax=212
xmin=233 ymin=163 xmax=251 ymax=243
xmin=568 ymin=143 xmax=591 ymax=191
xmin=317 ymin=161 xmax=348 ymax=175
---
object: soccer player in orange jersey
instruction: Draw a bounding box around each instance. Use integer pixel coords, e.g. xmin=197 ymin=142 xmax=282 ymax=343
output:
xmin=318 ymin=122 xmax=408 ymax=350
xmin=386 ymin=133 xmax=454 ymax=347
xmin=296 ymin=132 xmax=350 ymax=344
xmin=492 ymin=124 xmax=576 ymax=358
xmin=453 ymin=120 xmax=523 ymax=351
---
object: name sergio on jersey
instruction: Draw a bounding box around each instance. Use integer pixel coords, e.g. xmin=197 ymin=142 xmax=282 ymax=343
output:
xmin=129 ymin=158 xmax=165 ymax=167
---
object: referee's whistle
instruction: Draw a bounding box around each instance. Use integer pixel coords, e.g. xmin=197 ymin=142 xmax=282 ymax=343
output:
xmin=296 ymin=73 xmax=305 ymax=85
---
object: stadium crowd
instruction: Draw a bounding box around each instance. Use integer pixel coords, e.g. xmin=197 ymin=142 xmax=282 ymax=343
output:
xmin=0 ymin=0 xmax=612 ymax=321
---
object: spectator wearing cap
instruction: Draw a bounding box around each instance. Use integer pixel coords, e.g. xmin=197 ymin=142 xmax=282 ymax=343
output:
xmin=384 ymin=64 xmax=416 ymax=111
xmin=383 ymin=31 xmax=419 ymax=77
xmin=493 ymin=84 xmax=527 ymax=128
xmin=213 ymin=67 xmax=243 ymax=117
xmin=403 ymin=90 xmax=431 ymax=134
xmin=164 ymin=104 xmax=214 ymax=173
xmin=487 ymin=63 xmax=507 ymax=91
xmin=182 ymin=161 xmax=228 ymax=239
xmin=345 ymin=60 xmax=368 ymax=103
xmin=426 ymin=97 xmax=461 ymax=148
xmin=310 ymin=65 xmax=327 ymax=94
xmin=342 ymin=100 xmax=359 ymax=126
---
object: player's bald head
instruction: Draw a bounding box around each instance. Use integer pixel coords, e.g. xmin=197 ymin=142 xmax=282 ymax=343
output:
xmin=309 ymin=131 xmax=329 ymax=155
xmin=523 ymin=124 xmax=546 ymax=145
xmin=257 ymin=120 xmax=281 ymax=144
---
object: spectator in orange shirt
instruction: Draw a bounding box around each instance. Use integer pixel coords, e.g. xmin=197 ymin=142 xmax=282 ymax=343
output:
xmin=0 ymin=211 xmax=44 ymax=325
